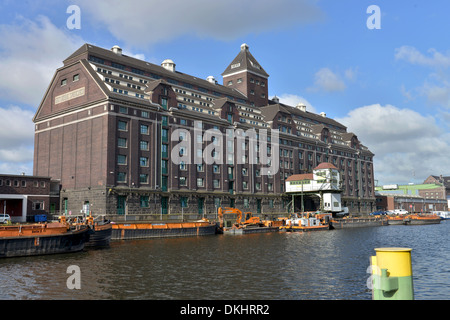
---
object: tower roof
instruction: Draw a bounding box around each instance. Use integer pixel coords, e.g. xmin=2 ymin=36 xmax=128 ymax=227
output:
xmin=222 ymin=43 xmax=269 ymax=78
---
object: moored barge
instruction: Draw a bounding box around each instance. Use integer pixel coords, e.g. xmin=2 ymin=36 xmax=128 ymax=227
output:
xmin=0 ymin=222 xmax=90 ymax=258
xmin=111 ymin=220 xmax=217 ymax=240
xmin=61 ymin=215 xmax=112 ymax=247
xmin=279 ymin=212 xmax=330 ymax=232
xmin=388 ymin=214 xmax=441 ymax=225
xmin=330 ymin=216 xmax=388 ymax=229
xmin=217 ymin=207 xmax=280 ymax=234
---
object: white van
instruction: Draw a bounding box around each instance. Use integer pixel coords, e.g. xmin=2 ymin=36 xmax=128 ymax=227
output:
xmin=0 ymin=214 xmax=11 ymax=224
xmin=394 ymin=209 xmax=408 ymax=215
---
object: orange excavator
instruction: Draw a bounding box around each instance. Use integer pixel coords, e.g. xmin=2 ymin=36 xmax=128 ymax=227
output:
xmin=217 ymin=207 xmax=262 ymax=231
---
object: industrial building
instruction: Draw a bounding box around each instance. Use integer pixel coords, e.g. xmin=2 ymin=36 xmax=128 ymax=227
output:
xmin=33 ymin=43 xmax=375 ymax=219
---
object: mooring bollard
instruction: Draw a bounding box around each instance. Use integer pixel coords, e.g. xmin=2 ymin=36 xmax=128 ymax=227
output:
xmin=370 ymin=247 xmax=414 ymax=300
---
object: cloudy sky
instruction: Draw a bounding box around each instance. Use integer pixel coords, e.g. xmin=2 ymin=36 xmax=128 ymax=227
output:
xmin=1 ymin=0 xmax=450 ymax=186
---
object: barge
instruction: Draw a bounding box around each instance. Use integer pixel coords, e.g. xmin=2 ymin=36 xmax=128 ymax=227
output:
xmin=0 ymin=222 xmax=90 ymax=258
xmin=279 ymin=212 xmax=330 ymax=232
xmin=111 ymin=220 xmax=217 ymax=240
xmin=61 ymin=215 xmax=112 ymax=247
xmin=217 ymin=207 xmax=280 ymax=234
xmin=388 ymin=214 xmax=441 ymax=225
xmin=330 ymin=217 xmax=388 ymax=229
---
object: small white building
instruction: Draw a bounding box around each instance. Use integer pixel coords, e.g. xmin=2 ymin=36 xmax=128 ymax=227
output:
xmin=286 ymin=163 xmax=342 ymax=213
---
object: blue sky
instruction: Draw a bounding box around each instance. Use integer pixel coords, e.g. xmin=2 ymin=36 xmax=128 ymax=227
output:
xmin=1 ymin=0 xmax=450 ymax=186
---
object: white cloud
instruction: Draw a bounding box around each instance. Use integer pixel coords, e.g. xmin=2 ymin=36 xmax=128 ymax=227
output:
xmin=277 ymin=94 xmax=317 ymax=113
xmin=308 ymin=67 xmax=346 ymax=93
xmin=0 ymin=15 xmax=84 ymax=106
xmin=0 ymin=105 xmax=35 ymax=175
xmin=335 ymin=104 xmax=450 ymax=185
xmin=395 ymin=46 xmax=450 ymax=68
xmin=76 ymin=0 xmax=324 ymax=47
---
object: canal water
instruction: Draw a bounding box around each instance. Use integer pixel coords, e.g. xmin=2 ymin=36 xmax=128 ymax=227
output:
xmin=0 ymin=220 xmax=448 ymax=300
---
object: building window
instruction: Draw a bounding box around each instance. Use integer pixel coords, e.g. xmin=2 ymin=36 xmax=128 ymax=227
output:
xmin=21 ymin=181 xmax=26 ymax=187
xmin=140 ymin=124 xmax=149 ymax=135
xmin=119 ymin=106 xmax=128 ymax=114
xmin=140 ymin=196 xmax=149 ymax=208
xmin=213 ymin=165 xmax=220 ymax=173
xmin=243 ymin=181 xmax=248 ymax=189
xmin=32 ymin=201 xmax=45 ymax=210
xmin=179 ymin=177 xmax=187 ymax=186
xmin=139 ymin=174 xmax=148 ymax=184
xmin=61 ymin=79 xmax=67 ymax=86
xmin=142 ymin=111 xmax=149 ymax=118
xmin=118 ymin=120 xmax=127 ymax=131
xmin=180 ymin=197 xmax=188 ymax=208
xmin=117 ymin=172 xmax=126 ymax=182
xmin=162 ymin=160 xmax=168 ymax=174
xmin=162 ymin=129 xmax=169 ymax=142
xmin=117 ymin=154 xmax=127 ymax=165
xmin=73 ymin=74 xmax=79 ymax=82
xmin=118 ymin=138 xmax=127 ymax=148
xmin=197 ymin=178 xmax=204 ymax=187
xmin=161 ymin=98 xmax=168 ymax=110
xmin=140 ymin=141 xmax=149 ymax=150
xmin=140 ymin=157 xmax=149 ymax=167
xmin=213 ymin=179 xmax=220 ymax=188
xmin=244 ymin=198 xmax=249 ymax=208
xmin=179 ymin=161 xmax=186 ymax=170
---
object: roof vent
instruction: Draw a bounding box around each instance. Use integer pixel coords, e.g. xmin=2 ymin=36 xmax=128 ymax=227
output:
xmin=161 ymin=59 xmax=176 ymax=72
xmin=272 ymin=96 xmax=280 ymax=103
xmin=111 ymin=45 xmax=122 ymax=56
xmin=241 ymin=43 xmax=249 ymax=51
xmin=320 ymin=112 xmax=326 ymax=117
xmin=296 ymin=103 xmax=306 ymax=112
xmin=206 ymin=76 xmax=217 ymax=84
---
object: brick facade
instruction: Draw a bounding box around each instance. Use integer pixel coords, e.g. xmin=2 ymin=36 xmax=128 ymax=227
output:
xmin=33 ymin=43 xmax=375 ymax=219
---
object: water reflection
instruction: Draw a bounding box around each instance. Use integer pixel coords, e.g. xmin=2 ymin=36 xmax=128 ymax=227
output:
xmin=0 ymin=221 xmax=448 ymax=300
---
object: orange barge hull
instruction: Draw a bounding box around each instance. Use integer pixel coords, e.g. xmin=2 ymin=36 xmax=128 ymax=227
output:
xmin=0 ymin=223 xmax=90 ymax=258
xmin=111 ymin=221 xmax=217 ymax=240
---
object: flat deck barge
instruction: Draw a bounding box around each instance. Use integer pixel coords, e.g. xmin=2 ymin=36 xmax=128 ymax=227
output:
xmin=330 ymin=217 xmax=388 ymax=229
xmin=111 ymin=221 xmax=217 ymax=240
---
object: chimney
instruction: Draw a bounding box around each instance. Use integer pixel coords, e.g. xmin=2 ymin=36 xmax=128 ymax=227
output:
xmin=206 ymin=76 xmax=217 ymax=84
xmin=296 ymin=103 xmax=306 ymax=112
xmin=111 ymin=45 xmax=122 ymax=56
xmin=161 ymin=59 xmax=176 ymax=72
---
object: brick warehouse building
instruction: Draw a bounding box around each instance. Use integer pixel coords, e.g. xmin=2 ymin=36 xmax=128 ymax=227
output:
xmin=33 ymin=43 xmax=375 ymax=219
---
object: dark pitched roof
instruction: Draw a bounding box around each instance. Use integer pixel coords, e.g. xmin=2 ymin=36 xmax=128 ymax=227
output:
xmin=259 ymin=102 xmax=347 ymax=130
xmin=65 ymin=43 xmax=247 ymax=100
xmin=222 ymin=43 xmax=269 ymax=78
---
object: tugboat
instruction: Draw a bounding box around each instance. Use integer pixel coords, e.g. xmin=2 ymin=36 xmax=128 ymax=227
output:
xmin=279 ymin=211 xmax=330 ymax=232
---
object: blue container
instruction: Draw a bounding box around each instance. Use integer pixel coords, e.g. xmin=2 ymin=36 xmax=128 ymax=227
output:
xmin=34 ymin=214 xmax=47 ymax=222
